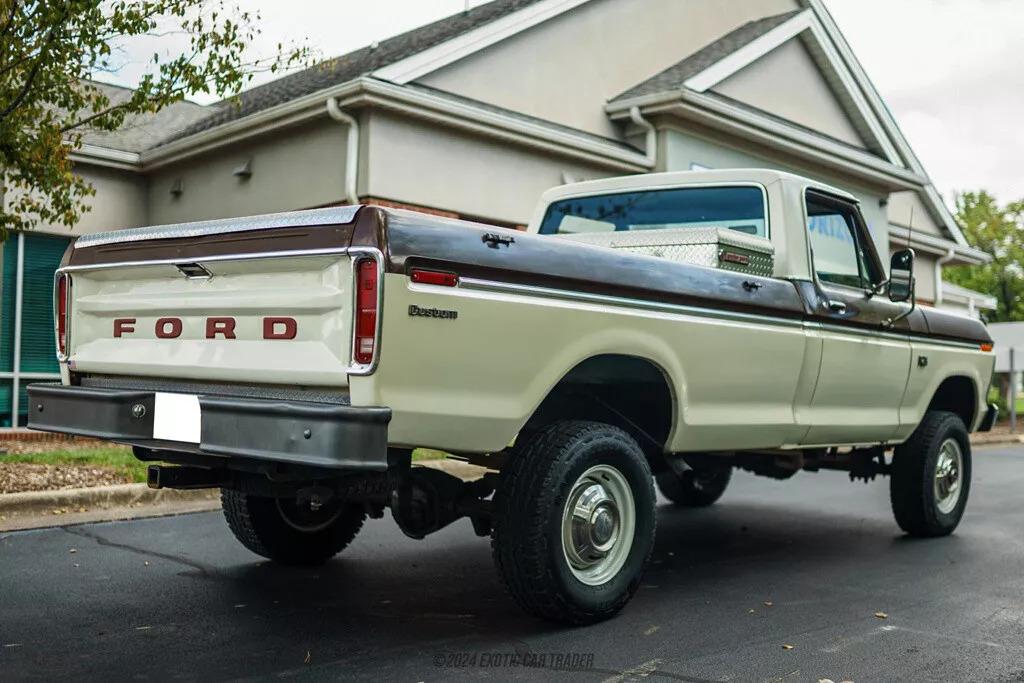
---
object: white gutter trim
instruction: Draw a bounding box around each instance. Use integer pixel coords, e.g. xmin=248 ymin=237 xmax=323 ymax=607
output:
xmin=685 ymin=10 xmax=814 ymax=92
xmin=372 ymin=0 xmax=596 ymax=84
xmin=325 ymin=98 xmax=360 ymax=205
xmin=935 ymin=248 xmax=955 ymax=306
xmin=69 ymin=143 xmax=142 ymax=171
xmin=628 ymin=106 xmax=657 ymax=167
xmin=142 ymin=78 xmax=650 ymax=173
xmin=888 ymin=225 xmax=989 ymax=264
xmin=610 ymin=94 xmax=925 ymax=190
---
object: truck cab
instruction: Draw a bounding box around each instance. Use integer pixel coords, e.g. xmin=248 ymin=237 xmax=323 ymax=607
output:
xmin=527 ymin=169 xmax=993 ymax=446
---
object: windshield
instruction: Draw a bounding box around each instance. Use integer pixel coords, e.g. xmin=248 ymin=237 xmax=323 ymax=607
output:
xmin=538 ymin=185 xmax=767 ymax=237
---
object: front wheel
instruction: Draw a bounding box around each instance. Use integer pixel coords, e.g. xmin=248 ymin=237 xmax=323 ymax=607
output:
xmin=890 ymin=411 xmax=971 ymax=537
xmin=221 ymin=489 xmax=367 ymax=565
xmin=491 ymin=420 xmax=656 ymax=624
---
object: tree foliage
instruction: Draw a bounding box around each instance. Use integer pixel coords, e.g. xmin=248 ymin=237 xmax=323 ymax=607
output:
xmin=0 ymin=0 xmax=310 ymax=241
xmin=945 ymin=190 xmax=1024 ymax=322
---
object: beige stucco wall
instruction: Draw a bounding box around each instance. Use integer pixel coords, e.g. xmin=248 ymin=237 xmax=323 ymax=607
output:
xmin=887 ymin=189 xmax=944 ymax=237
xmin=662 ymin=124 xmax=891 ymax=260
xmin=146 ymin=119 xmax=350 ymax=225
xmin=5 ymin=165 xmax=148 ymax=238
xmin=911 ymin=249 xmax=938 ymax=303
xmin=418 ymin=0 xmax=800 ymax=139
xmin=712 ymin=38 xmax=867 ymax=149
xmin=364 ymin=111 xmax=620 ymax=224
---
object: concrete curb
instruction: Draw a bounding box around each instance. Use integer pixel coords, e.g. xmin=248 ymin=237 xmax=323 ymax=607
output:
xmin=0 ymin=483 xmax=219 ymax=519
xmin=972 ymin=436 xmax=1024 ymax=448
xmin=0 ymin=460 xmax=484 ymax=532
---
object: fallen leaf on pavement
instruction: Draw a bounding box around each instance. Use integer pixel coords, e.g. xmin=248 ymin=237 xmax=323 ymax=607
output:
xmin=818 ymin=679 xmax=835 ymax=683
xmin=144 ymin=562 xmax=149 ymax=566
xmin=764 ymin=601 xmax=773 ymax=607
xmin=782 ymin=645 xmax=793 ymax=650
xmin=304 ymin=651 xmax=311 ymax=664
xmin=874 ymin=612 xmax=888 ymax=619
xmin=748 ymin=609 xmax=755 ymax=614
xmin=135 ymin=626 xmax=151 ymax=631
xmin=644 ymin=626 xmax=660 ymax=636
xmin=69 ymin=549 xmax=76 ymax=553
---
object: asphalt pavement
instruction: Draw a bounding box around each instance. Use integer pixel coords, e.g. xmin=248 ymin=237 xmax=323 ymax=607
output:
xmin=3 ymin=446 xmax=1024 ymax=682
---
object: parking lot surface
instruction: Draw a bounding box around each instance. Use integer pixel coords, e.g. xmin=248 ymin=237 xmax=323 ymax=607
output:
xmin=3 ymin=446 xmax=1024 ymax=681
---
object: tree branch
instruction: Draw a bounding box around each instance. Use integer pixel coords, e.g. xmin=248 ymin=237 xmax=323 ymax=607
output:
xmin=0 ymin=3 xmax=68 ymax=122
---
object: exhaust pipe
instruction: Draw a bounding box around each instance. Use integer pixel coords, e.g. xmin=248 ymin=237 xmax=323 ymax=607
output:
xmin=147 ymin=465 xmax=230 ymax=490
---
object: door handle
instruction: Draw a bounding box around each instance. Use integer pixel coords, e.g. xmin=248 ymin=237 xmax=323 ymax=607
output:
xmin=825 ymin=300 xmax=847 ymax=314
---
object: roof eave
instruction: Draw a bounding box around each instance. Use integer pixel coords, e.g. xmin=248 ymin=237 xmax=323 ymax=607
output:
xmin=69 ymin=143 xmax=142 ymax=172
xmin=141 ymin=77 xmax=652 ymax=173
xmin=608 ymin=91 xmax=928 ymax=192
xmin=887 ymin=224 xmax=991 ymax=265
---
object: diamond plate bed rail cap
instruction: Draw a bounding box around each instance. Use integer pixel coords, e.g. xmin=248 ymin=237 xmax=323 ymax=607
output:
xmin=75 ymin=206 xmax=363 ymax=248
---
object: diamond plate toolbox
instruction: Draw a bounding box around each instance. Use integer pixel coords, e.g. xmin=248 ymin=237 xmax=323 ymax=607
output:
xmin=559 ymin=227 xmax=775 ymax=277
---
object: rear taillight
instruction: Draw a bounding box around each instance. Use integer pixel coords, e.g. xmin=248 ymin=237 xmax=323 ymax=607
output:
xmin=56 ymin=274 xmax=69 ymax=358
xmin=353 ymin=259 xmax=379 ymax=366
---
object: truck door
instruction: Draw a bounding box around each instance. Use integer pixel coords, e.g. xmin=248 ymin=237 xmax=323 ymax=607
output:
xmin=800 ymin=190 xmax=912 ymax=445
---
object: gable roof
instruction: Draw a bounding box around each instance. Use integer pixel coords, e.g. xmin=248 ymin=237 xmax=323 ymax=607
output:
xmin=165 ymin=0 xmax=547 ymax=144
xmin=611 ymin=10 xmax=800 ymax=102
xmin=78 ymin=82 xmax=211 ymax=153
xmin=610 ymin=8 xmax=901 ymax=164
xmin=798 ymin=0 xmax=969 ymax=248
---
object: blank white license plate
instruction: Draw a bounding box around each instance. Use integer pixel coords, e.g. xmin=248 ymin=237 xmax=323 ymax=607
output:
xmin=152 ymin=393 xmax=202 ymax=443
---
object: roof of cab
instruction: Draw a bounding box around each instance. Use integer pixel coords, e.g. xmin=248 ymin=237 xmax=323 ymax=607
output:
xmin=535 ymin=169 xmax=857 ymax=205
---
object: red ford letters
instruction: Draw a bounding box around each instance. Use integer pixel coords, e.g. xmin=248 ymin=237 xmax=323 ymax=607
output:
xmin=113 ymin=317 xmax=297 ymax=339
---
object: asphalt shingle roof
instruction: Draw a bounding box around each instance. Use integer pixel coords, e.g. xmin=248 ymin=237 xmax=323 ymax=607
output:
xmin=609 ymin=10 xmax=801 ymax=103
xmin=162 ymin=0 xmax=547 ymax=146
xmin=77 ymin=82 xmax=212 ymax=153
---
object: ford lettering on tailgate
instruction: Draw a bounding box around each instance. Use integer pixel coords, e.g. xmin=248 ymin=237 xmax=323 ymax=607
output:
xmin=112 ymin=316 xmax=298 ymax=339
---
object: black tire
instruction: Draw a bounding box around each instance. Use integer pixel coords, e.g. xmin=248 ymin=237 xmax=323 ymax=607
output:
xmin=655 ymin=465 xmax=732 ymax=507
xmin=221 ymin=489 xmax=366 ymax=566
xmin=890 ymin=411 xmax=971 ymax=537
xmin=491 ymin=420 xmax=656 ymax=625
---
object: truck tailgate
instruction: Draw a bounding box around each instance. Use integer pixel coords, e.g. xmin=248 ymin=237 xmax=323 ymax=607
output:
xmin=66 ymin=253 xmax=354 ymax=387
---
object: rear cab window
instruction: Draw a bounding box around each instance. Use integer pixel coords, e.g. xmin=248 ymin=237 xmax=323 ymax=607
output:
xmin=538 ymin=186 xmax=768 ymax=238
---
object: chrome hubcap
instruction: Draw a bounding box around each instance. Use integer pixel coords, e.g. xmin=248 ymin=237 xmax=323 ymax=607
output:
xmin=934 ymin=438 xmax=964 ymax=515
xmin=562 ymin=465 xmax=635 ymax=586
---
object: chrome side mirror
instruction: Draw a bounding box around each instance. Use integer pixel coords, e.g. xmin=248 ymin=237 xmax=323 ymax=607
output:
xmin=889 ymin=248 xmax=915 ymax=303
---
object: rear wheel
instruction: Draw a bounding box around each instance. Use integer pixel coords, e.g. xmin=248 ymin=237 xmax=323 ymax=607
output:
xmin=491 ymin=420 xmax=656 ymax=624
xmin=221 ymin=489 xmax=366 ymax=565
xmin=655 ymin=465 xmax=731 ymax=507
xmin=890 ymin=411 xmax=971 ymax=537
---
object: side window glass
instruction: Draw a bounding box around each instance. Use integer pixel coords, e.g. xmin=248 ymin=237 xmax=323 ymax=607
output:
xmin=806 ymin=194 xmax=870 ymax=289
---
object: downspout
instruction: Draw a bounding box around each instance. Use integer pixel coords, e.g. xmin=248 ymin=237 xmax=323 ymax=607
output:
xmin=628 ymin=106 xmax=657 ymax=168
xmin=326 ymin=98 xmax=360 ymax=206
xmin=934 ymin=248 xmax=955 ymax=307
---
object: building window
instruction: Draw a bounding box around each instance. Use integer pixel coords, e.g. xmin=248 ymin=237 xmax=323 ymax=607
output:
xmin=0 ymin=232 xmax=69 ymax=428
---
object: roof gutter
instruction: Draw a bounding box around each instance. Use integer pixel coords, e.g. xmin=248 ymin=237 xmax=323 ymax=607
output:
xmin=934 ymin=248 xmax=956 ymax=306
xmin=326 ymin=97 xmax=360 ymax=205
xmin=140 ymin=77 xmax=649 ymax=173
xmin=628 ymin=106 xmax=657 ymax=167
xmin=608 ymin=93 xmax=928 ymax=191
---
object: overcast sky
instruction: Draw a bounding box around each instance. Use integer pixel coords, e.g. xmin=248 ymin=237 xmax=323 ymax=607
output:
xmin=111 ymin=0 xmax=1024 ymax=204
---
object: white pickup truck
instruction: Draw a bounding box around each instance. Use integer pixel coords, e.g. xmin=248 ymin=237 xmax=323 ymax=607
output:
xmin=29 ymin=169 xmax=997 ymax=624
